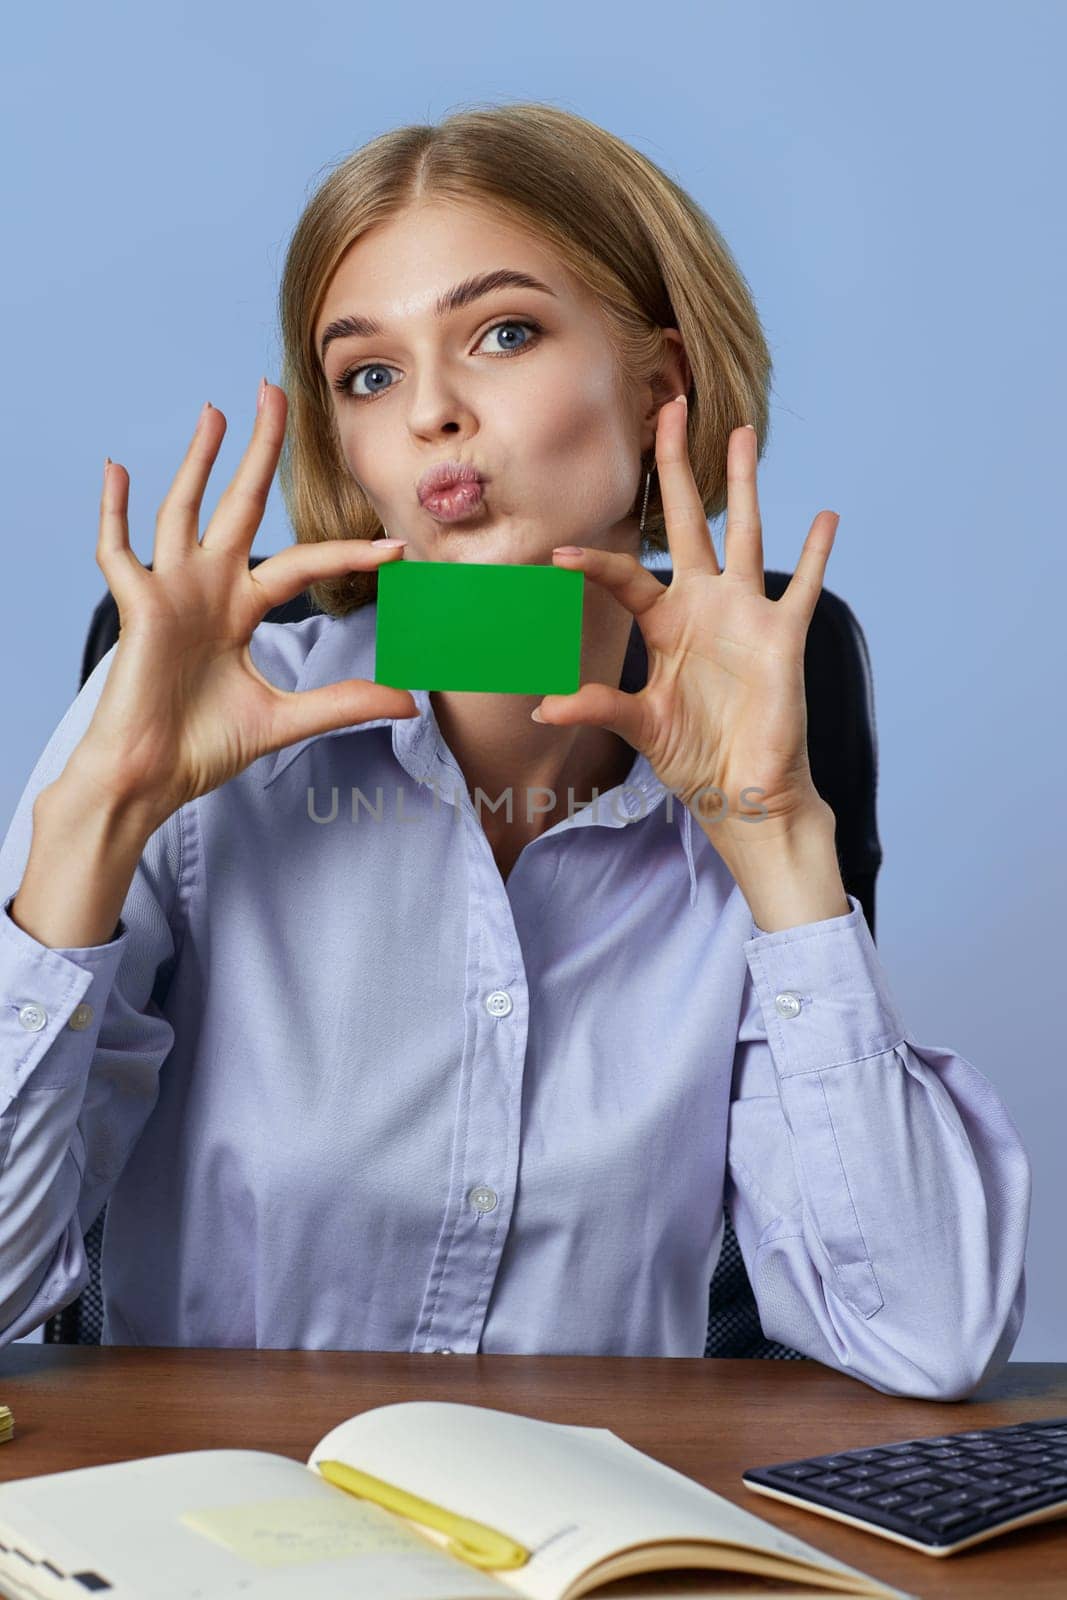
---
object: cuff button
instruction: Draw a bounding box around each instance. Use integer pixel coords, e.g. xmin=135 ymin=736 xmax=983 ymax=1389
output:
xmin=773 ymin=991 xmax=803 ymax=1019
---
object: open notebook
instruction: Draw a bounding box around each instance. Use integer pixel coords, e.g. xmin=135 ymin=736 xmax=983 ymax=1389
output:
xmin=0 ymin=1400 xmax=919 ymax=1599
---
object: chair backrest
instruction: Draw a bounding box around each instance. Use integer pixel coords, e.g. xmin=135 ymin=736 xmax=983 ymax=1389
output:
xmin=46 ymin=558 xmax=882 ymax=1352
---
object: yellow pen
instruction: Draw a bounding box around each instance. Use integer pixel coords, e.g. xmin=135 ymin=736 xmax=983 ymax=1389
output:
xmin=316 ymin=1458 xmax=531 ymax=1571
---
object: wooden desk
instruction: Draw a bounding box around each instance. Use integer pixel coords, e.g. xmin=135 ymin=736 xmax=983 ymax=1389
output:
xmin=1 ymin=1348 xmax=1064 ymax=1598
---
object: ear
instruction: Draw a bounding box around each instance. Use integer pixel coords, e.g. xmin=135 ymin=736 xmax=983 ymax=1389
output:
xmin=643 ymin=329 xmax=693 ymax=440
xmin=659 ymin=328 xmax=692 ymax=398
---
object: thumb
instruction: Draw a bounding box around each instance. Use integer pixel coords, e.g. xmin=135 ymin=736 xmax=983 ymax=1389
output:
xmin=533 ymin=683 xmax=644 ymax=751
xmin=270 ymin=679 xmax=418 ymax=749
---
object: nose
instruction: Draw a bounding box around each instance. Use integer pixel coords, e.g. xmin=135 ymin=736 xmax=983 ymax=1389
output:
xmin=405 ymin=360 xmax=479 ymax=443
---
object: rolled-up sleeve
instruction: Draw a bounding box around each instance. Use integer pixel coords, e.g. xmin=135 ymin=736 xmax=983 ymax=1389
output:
xmin=725 ymin=892 xmax=1031 ymax=1400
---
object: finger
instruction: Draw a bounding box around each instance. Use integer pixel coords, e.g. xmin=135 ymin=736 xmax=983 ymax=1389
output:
xmin=153 ymin=401 xmax=228 ymax=568
xmin=549 ymin=544 xmax=666 ymax=620
xmin=267 ymin=676 xmax=421 ymax=754
xmin=655 ymin=395 xmax=720 ymax=577
xmin=723 ymin=425 xmax=765 ymax=588
xmin=97 ymin=457 xmax=149 ymax=609
xmin=533 ymin=680 xmax=648 ymax=753
xmin=778 ymin=511 xmax=840 ymax=629
xmin=200 ymin=378 xmax=285 ymax=555
xmin=246 ymin=537 xmax=409 ymax=619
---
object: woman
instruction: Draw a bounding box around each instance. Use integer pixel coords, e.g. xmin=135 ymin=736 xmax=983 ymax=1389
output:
xmin=0 ymin=104 xmax=1030 ymax=1396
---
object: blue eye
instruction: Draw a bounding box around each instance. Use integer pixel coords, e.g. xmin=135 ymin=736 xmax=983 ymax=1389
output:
xmin=332 ymin=319 xmax=543 ymax=401
xmin=345 ymin=363 xmax=396 ymax=400
xmin=477 ymin=320 xmax=536 ymax=355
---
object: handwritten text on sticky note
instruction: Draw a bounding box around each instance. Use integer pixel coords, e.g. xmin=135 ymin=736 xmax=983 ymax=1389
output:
xmin=179 ymin=1494 xmax=430 ymax=1567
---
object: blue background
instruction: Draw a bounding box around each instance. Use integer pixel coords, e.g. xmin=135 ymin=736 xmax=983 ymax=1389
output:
xmin=2 ymin=0 xmax=1062 ymax=1356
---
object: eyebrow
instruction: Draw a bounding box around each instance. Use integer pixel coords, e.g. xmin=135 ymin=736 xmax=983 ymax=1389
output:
xmin=318 ymin=269 xmax=559 ymax=365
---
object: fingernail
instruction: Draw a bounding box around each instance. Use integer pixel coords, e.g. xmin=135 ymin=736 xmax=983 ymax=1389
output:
xmin=257 ymin=377 xmax=268 ymax=414
xmin=531 ymin=708 xmax=545 ymax=722
xmin=103 ymin=456 xmax=111 ymax=488
xmin=376 ymin=539 xmax=407 ymax=548
xmin=744 ymin=424 xmax=756 ymax=432
xmin=552 ymin=546 xmax=584 ymax=556
xmin=674 ymin=394 xmax=688 ymax=411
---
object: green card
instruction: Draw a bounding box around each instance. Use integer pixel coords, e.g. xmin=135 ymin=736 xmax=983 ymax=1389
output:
xmin=374 ymin=560 xmax=584 ymax=693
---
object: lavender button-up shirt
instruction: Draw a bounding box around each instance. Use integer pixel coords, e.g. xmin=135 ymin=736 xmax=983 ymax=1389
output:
xmin=0 ymin=600 xmax=1031 ymax=1397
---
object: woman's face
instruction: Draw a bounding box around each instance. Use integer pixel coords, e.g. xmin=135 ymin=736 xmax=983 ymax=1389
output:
xmin=314 ymin=199 xmax=662 ymax=563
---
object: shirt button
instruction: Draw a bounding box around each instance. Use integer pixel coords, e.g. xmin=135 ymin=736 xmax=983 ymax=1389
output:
xmin=468 ymin=1184 xmax=499 ymax=1214
xmin=774 ymin=991 xmax=804 ymax=1019
xmin=68 ymin=1003 xmax=94 ymax=1031
xmin=17 ymin=1003 xmax=47 ymax=1032
xmin=485 ymin=991 xmax=513 ymax=1018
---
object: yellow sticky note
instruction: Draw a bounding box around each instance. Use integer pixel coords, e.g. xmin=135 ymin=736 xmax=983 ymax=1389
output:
xmin=179 ymin=1494 xmax=433 ymax=1568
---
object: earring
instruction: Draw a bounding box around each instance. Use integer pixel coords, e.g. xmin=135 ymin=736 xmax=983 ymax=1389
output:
xmin=639 ymin=460 xmax=656 ymax=535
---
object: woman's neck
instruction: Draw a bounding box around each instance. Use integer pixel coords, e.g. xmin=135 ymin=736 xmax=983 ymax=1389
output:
xmin=428 ymin=581 xmax=638 ymax=836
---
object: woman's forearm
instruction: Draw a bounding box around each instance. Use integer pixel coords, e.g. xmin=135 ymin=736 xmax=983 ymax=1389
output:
xmin=8 ymin=773 xmax=164 ymax=951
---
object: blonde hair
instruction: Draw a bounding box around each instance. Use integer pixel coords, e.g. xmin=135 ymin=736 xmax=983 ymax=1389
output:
xmin=277 ymin=101 xmax=772 ymax=618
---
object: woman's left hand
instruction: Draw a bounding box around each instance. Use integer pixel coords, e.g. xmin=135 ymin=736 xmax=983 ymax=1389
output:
xmin=533 ymin=397 xmax=840 ymax=851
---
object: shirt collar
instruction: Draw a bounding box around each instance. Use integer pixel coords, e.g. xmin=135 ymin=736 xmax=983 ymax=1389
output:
xmin=260 ymin=601 xmax=700 ymax=904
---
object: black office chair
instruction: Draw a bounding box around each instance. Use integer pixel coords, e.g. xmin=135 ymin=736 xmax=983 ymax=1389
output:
xmin=45 ymin=557 xmax=882 ymax=1353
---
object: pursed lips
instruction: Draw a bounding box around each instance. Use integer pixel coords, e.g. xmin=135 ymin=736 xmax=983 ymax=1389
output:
xmin=416 ymin=461 xmax=486 ymax=504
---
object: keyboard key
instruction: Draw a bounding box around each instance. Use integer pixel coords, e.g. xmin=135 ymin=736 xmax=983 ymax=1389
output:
xmin=836 ymin=1481 xmax=884 ymax=1502
xmin=905 ymin=1501 xmax=943 ymax=1522
xmin=972 ymin=1494 xmax=1012 ymax=1514
xmin=880 ymin=1467 xmax=939 ymax=1489
xmin=929 ymin=1509 xmax=978 ymax=1532
xmin=928 ymin=1489 xmax=974 ymax=1510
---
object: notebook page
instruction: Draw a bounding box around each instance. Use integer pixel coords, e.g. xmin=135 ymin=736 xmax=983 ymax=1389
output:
xmin=551 ymin=1437 xmax=918 ymax=1598
xmin=544 ymin=1581 xmax=879 ymax=1599
xmin=308 ymin=1407 xmax=915 ymax=1600
xmin=0 ymin=1448 xmax=508 ymax=1599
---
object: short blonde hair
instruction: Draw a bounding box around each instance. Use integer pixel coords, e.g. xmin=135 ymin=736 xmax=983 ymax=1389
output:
xmin=277 ymin=101 xmax=772 ymax=618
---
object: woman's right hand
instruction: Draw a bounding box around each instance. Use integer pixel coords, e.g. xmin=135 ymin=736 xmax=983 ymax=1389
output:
xmin=65 ymin=380 xmax=416 ymax=829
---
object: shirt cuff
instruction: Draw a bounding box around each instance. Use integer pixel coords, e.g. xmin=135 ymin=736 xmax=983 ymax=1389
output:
xmin=742 ymin=892 xmax=907 ymax=1077
xmin=0 ymin=894 xmax=129 ymax=1101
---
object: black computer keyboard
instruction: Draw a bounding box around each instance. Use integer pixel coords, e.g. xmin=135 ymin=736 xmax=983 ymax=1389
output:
xmin=742 ymin=1415 xmax=1067 ymax=1556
